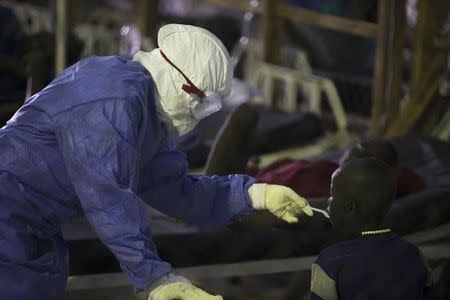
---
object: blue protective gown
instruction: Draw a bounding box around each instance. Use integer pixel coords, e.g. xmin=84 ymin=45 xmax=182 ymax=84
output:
xmin=0 ymin=56 xmax=255 ymax=299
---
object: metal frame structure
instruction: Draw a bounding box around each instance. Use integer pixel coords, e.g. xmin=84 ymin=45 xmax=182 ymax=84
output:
xmin=204 ymin=0 xmax=404 ymax=137
xmin=66 ymin=222 xmax=450 ymax=291
xmin=205 ymin=0 xmax=450 ymax=139
xmin=384 ymin=0 xmax=450 ymax=138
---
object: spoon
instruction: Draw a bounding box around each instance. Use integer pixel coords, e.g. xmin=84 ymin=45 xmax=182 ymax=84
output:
xmin=310 ymin=206 xmax=330 ymax=219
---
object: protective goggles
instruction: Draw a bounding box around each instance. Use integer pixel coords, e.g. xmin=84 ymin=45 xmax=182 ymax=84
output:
xmin=160 ymin=50 xmax=223 ymax=121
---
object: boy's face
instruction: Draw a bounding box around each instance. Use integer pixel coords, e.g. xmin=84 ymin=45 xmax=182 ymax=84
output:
xmin=327 ymin=168 xmax=355 ymax=229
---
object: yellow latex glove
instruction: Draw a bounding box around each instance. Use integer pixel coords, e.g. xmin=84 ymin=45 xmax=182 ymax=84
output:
xmin=148 ymin=274 xmax=222 ymax=300
xmin=248 ymin=183 xmax=313 ymax=223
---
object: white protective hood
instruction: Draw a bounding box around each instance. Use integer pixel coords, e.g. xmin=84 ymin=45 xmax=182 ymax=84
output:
xmin=133 ymin=24 xmax=232 ymax=135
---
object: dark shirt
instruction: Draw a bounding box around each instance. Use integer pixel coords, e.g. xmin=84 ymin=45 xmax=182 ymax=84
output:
xmin=310 ymin=233 xmax=434 ymax=300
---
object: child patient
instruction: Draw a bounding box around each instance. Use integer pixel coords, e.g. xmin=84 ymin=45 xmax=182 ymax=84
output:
xmin=310 ymin=158 xmax=434 ymax=300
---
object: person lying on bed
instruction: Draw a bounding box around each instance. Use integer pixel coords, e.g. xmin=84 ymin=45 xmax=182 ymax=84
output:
xmin=204 ymin=104 xmax=425 ymax=200
xmin=310 ymin=158 xmax=435 ymax=300
xmin=249 ymin=139 xmax=424 ymax=199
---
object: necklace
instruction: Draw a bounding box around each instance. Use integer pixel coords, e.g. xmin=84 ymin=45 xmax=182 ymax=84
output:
xmin=361 ymin=228 xmax=391 ymax=235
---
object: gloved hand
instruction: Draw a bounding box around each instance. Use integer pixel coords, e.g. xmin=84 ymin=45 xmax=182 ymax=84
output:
xmin=248 ymin=183 xmax=313 ymax=223
xmin=148 ymin=273 xmax=223 ymax=300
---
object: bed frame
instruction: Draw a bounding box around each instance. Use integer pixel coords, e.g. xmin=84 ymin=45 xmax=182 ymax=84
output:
xmin=64 ymin=220 xmax=450 ymax=291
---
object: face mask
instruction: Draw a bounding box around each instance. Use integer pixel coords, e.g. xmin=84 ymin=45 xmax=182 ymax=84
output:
xmin=160 ymin=51 xmax=224 ymax=122
xmin=154 ymin=92 xmax=199 ymax=137
xmin=189 ymin=91 xmax=223 ymax=121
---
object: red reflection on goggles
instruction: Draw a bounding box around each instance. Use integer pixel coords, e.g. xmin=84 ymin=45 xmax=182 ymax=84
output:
xmin=160 ymin=50 xmax=205 ymax=98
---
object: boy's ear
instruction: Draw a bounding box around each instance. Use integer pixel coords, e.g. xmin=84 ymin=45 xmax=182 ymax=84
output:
xmin=345 ymin=199 xmax=357 ymax=216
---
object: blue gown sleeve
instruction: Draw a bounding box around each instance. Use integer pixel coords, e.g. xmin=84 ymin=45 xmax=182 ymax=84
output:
xmin=140 ymin=148 xmax=255 ymax=229
xmin=53 ymin=98 xmax=172 ymax=291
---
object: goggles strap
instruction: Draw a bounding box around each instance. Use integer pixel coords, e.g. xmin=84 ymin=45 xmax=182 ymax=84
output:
xmin=160 ymin=50 xmax=205 ymax=98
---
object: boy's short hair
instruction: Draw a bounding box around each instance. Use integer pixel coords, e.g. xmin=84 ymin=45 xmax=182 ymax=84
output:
xmin=333 ymin=158 xmax=396 ymax=224
xmin=340 ymin=139 xmax=398 ymax=168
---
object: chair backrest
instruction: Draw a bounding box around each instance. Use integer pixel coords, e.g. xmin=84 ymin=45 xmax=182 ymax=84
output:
xmin=0 ymin=1 xmax=51 ymax=35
